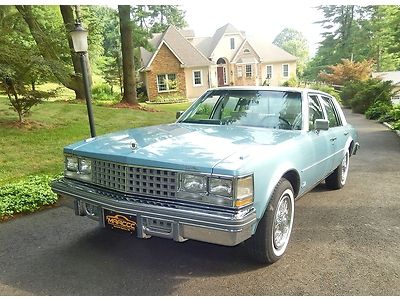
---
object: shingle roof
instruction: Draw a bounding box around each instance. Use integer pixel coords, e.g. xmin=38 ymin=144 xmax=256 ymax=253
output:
xmin=191 ymin=37 xmax=213 ymax=58
xmin=140 ymin=26 xmax=211 ymax=70
xmin=140 ymin=24 xmax=297 ymax=70
xmin=206 ymin=23 xmax=242 ymax=58
xmin=372 ymin=71 xmax=400 ymax=85
xmin=178 ymin=29 xmax=195 ymax=38
xmin=248 ymin=37 xmax=297 ymax=63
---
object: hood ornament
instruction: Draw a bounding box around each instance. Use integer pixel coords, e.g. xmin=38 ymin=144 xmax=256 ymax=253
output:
xmin=130 ymin=141 xmax=138 ymax=150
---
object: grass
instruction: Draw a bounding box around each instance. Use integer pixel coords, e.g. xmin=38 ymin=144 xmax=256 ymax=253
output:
xmin=0 ymin=95 xmax=190 ymax=185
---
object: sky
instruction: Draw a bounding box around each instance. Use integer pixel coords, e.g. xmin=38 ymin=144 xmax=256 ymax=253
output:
xmin=180 ymin=2 xmax=325 ymax=57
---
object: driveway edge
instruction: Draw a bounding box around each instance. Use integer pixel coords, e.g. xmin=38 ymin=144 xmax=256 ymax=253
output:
xmin=383 ymin=122 xmax=400 ymax=138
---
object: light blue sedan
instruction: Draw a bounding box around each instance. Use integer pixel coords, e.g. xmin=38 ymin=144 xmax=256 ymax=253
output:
xmin=52 ymin=87 xmax=360 ymax=264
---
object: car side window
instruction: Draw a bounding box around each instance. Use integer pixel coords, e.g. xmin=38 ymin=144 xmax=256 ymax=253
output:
xmin=308 ymin=95 xmax=324 ymax=130
xmin=320 ymin=96 xmax=341 ymax=127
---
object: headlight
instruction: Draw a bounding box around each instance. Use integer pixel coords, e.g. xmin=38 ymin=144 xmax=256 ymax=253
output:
xmin=234 ymin=175 xmax=254 ymax=207
xmin=66 ymin=156 xmax=78 ymax=172
xmin=180 ymin=174 xmax=207 ymax=193
xmin=79 ymin=158 xmax=92 ymax=175
xmin=64 ymin=155 xmax=92 ymax=182
xmin=209 ymin=177 xmax=232 ymax=197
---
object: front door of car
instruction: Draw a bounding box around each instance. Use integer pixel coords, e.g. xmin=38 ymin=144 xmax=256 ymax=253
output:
xmin=301 ymin=94 xmax=333 ymax=188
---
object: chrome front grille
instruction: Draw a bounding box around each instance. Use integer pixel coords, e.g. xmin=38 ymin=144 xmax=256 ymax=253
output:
xmin=92 ymin=160 xmax=177 ymax=199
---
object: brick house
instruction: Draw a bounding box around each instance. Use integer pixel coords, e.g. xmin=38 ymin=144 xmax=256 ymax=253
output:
xmin=140 ymin=23 xmax=297 ymax=101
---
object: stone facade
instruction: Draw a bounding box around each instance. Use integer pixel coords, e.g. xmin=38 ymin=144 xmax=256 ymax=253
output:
xmin=145 ymin=44 xmax=186 ymax=101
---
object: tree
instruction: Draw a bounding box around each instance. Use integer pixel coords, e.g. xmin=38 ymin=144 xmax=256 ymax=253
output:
xmin=306 ymin=5 xmax=400 ymax=82
xmin=0 ymin=6 xmax=54 ymax=122
xmin=59 ymin=5 xmax=85 ymax=99
xmin=147 ymin=5 xmax=187 ymax=33
xmin=118 ymin=5 xmax=137 ymax=105
xmin=319 ymin=59 xmax=374 ymax=85
xmin=101 ymin=7 xmax=123 ymax=94
xmin=15 ymin=5 xmax=88 ymax=100
xmin=273 ymin=28 xmax=309 ymax=76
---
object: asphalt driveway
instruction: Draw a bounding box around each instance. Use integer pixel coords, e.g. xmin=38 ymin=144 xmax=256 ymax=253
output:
xmin=0 ymin=109 xmax=399 ymax=295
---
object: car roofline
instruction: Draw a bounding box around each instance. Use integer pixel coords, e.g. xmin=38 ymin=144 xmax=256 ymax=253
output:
xmin=206 ymin=86 xmax=335 ymax=97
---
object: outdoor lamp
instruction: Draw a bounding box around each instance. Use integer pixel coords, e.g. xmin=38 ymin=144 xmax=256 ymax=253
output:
xmin=70 ymin=22 xmax=88 ymax=53
xmin=70 ymin=21 xmax=96 ymax=137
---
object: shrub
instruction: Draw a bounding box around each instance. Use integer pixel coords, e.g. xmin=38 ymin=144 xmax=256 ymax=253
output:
xmin=341 ymin=79 xmax=394 ymax=114
xmin=282 ymin=76 xmax=299 ymax=87
xmin=379 ymin=105 xmax=400 ymax=123
xmin=150 ymin=93 xmax=187 ymax=104
xmin=365 ymin=101 xmax=392 ymax=120
xmin=0 ymin=174 xmax=60 ymax=219
xmin=340 ymin=81 xmax=359 ymax=107
xmin=1 ymin=77 xmax=54 ymax=123
xmin=92 ymin=83 xmax=114 ymax=101
xmin=393 ymin=120 xmax=400 ymax=130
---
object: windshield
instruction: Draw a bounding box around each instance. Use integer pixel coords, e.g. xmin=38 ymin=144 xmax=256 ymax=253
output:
xmin=179 ymin=90 xmax=302 ymax=130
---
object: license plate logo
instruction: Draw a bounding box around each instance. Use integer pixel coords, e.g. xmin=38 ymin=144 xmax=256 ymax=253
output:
xmin=106 ymin=214 xmax=136 ymax=232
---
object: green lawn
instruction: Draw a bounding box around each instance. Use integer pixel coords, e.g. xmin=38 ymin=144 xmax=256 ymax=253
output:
xmin=0 ymin=96 xmax=190 ymax=185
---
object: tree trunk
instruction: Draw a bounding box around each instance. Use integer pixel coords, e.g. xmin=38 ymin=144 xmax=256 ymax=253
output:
xmin=15 ymin=5 xmax=84 ymax=100
xmin=59 ymin=5 xmax=85 ymax=100
xmin=117 ymin=54 xmax=123 ymax=94
xmin=118 ymin=5 xmax=137 ymax=104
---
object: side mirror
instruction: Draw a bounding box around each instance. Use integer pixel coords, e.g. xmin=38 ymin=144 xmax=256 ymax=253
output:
xmin=314 ymin=119 xmax=329 ymax=131
xmin=176 ymin=111 xmax=184 ymax=120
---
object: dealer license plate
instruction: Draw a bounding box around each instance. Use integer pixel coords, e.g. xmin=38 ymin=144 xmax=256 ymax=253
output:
xmin=104 ymin=210 xmax=137 ymax=233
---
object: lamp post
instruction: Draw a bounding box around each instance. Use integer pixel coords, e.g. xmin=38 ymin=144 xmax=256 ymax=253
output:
xmin=70 ymin=21 xmax=96 ymax=137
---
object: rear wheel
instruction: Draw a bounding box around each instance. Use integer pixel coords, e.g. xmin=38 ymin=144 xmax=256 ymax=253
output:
xmin=326 ymin=149 xmax=350 ymax=190
xmin=246 ymin=178 xmax=295 ymax=264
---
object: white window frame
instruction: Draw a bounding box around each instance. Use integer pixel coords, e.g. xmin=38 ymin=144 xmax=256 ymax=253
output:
xmin=192 ymin=70 xmax=202 ymax=87
xmin=156 ymin=73 xmax=177 ymax=93
xmin=245 ymin=64 xmax=252 ymax=78
xmin=282 ymin=64 xmax=289 ymax=78
xmin=266 ymin=65 xmax=273 ymax=79
xmin=230 ymin=37 xmax=235 ymax=50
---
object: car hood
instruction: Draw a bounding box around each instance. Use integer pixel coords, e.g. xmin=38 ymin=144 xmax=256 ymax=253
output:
xmin=65 ymin=123 xmax=301 ymax=174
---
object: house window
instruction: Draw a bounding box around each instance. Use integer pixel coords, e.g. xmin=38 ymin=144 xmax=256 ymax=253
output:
xmin=230 ymin=38 xmax=235 ymax=50
xmin=245 ymin=64 xmax=252 ymax=78
xmin=193 ymin=70 xmax=202 ymax=86
xmin=282 ymin=64 xmax=289 ymax=77
xmin=237 ymin=66 xmax=243 ymax=78
xmin=266 ymin=65 xmax=273 ymax=79
xmin=244 ymin=48 xmax=250 ymax=53
xmin=157 ymin=74 xmax=177 ymax=92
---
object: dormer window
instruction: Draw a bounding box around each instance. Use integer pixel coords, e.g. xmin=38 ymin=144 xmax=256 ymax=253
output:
xmin=244 ymin=48 xmax=250 ymax=53
xmin=230 ymin=38 xmax=235 ymax=50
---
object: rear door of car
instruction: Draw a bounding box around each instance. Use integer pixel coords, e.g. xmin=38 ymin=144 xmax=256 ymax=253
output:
xmin=318 ymin=94 xmax=346 ymax=173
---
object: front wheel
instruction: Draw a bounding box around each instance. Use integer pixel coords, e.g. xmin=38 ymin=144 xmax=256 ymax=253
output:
xmin=246 ymin=178 xmax=295 ymax=264
xmin=325 ymin=149 xmax=350 ymax=190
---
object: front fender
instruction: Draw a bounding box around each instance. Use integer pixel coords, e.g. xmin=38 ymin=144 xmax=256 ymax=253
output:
xmin=253 ymin=160 xmax=297 ymax=221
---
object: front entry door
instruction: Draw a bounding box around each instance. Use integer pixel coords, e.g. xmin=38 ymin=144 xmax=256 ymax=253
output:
xmin=217 ymin=66 xmax=225 ymax=87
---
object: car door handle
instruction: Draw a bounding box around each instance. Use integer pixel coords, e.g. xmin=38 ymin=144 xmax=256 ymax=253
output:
xmin=330 ymin=137 xmax=337 ymax=142
xmin=344 ymin=132 xmax=349 ymax=136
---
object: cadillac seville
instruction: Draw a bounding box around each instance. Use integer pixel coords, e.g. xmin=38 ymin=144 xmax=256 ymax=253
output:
xmin=52 ymin=87 xmax=360 ymax=264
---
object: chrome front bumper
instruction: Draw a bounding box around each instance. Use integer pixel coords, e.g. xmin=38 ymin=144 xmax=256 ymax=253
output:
xmin=52 ymin=178 xmax=257 ymax=246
